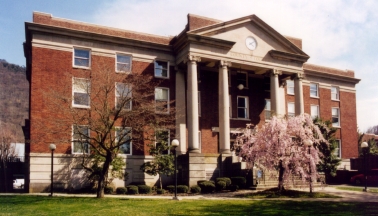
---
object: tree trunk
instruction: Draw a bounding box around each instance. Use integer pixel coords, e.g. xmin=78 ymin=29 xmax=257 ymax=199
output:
xmin=96 ymin=153 xmax=112 ymax=198
xmin=277 ymin=160 xmax=285 ymax=192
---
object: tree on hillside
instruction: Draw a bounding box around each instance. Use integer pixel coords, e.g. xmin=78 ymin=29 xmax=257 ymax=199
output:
xmin=37 ymin=60 xmax=175 ymax=198
xmin=0 ymin=124 xmax=18 ymax=192
xmin=140 ymin=130 xmax=175 ymax=189
xmin=366 ymin=125 xmax=378 ymax=135
xmin=313 ymin=118 xmax=341 ymax=183
xmin=236 ymin=114 xmax=327 ymax=192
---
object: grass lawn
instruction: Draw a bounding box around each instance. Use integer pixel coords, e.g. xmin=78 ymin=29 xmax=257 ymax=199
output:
xmin=336 ymin=186 xmax=378 ymax=193
xmin=236 ymin=188 xmax=341 ymax=199
xmin=1 ymin=195 xmax=378 ymax=215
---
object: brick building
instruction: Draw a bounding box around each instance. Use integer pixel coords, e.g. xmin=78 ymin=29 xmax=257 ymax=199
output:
xmin=24 ymin=12 xmax=360 ymax=192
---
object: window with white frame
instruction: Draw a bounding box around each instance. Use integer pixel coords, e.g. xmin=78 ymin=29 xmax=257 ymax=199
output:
xmin=236 ymin=72 xmax=248 ymax=88
xmin=310 ymin=105 xmax=320 ymax=119
xmin=116 ymin=127 xmax=132 ymax=155
xmin=265 ymin=99 xmax=271 ymax=120
xmin=72 ymin=125 xmax=90 ymax=154
xmin=286 ymin=80 xmax=294 ymax=95
xmin=116 ymin=83 xmax=132 ymax=110
xmin=332 ymin=108 xmax=340 ymax=127
xmin=155 ymin=88 xmax=169 ymax=113
xmin=154 ymin=60 xmax=169 ymax=78
xmin=73 ymin=48 xmax=90 ymax=68
xmin=333 ymin=140 xmax=341 ymax=158
xmin=237 ymin=96 xmax=249 ymax=119
xmin=198 ymin=91 xmax=201 ymax=117
xmin=116 ymin=54 xmax=132 ymax=73
xmin=73 ymin=78 xmax=90 ymax=108
xmin=155 ymin=130 xmax=170 ymax=154
xmin=331 ymin=86 xmax=339 ymax=100
xmin=287 ymin=102 xmax=295 ymax=117
xmin=310 ymin=83 xmax=319 ymax=97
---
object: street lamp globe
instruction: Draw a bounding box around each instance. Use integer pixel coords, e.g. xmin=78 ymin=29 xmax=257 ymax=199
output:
xmin=304 ymin=139 xmax=313 ymax=147
xmin=171 ymin=139 xmax=179 ymax=148
xmin=361 ymin=142 xmax=368 ymax=148
xmin=49 ymin=144 xmax=56 ymax=151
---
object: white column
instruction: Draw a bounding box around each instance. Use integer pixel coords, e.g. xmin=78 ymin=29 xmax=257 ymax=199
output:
xmin=270 ymin=69 xmax=283 ymax=117
xmin=294 ymin=73 xmax=304 ymax=115
xmin=218 ymin=60 xmax=231 ymax=154
xmin=175 ymin=68 xmax=187 ymax=154
xmin=186 ymin=55 xmax=201 ymax=153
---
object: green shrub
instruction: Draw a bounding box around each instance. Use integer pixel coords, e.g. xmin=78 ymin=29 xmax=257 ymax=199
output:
xmin=216 ymin=177 xmax=231 ymax=187
xmin=156 ymin=189 xmax=165 ymax=194
xmin=230 ymin=177 xmax=246 ymax=189
xmin=116 ymin=187 xmax=127 ymax=194
xmin=104 ymin=186 xmax=114 ymax=194
xmin=197 ymin=180 xmax=207 ymax=185
xmin=190 ymin=185 xmax=201 ymax=194
xmin=166 ymin=185 xmax=175 ymax=193
xmin=138 ymin=185 xmax=152 ymax=194
xmin=229 ymin=184 xmax=239 ymax=192
xmin=215 ymin=180 xmax=226 ymax=191
xmin=177 ymin=185 xmax=189 ymax=193
xmin=198 ymin=181 xmax=215 ymax=193
xmin=126 ymin=185 xmax=138 ymax=194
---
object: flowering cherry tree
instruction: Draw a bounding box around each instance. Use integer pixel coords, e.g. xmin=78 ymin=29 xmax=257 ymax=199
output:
xmin=236 ymin=114 xmax=327 ymax=192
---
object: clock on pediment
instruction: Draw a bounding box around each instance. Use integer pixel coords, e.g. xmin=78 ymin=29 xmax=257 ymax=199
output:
xmin=245 ymin=36 xmax=257 ymax=51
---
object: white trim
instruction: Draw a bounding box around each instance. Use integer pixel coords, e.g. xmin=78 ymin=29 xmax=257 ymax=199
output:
xmin=115 ymin=82 xmax=132 ymax=111
xmin=265 ymin=99 xmax=271 ymax=120
xmin=286 ymin=80 xmax=294 ymax=95
xmin=72 ymin=77 xmax=90 ymax=108
xmin=115 ymin=127 xmax=132 ymax=155
xmin=115 ymin=53 xmax=132 ymax=73
xmin=310 ymin=104 xmax=320 ymax=119
xmin=73 ymin=47 xmax=91 ymax=69
xmin=72 ymin=125 xmax=90 ymax=154
xmin=332 ymin=107 xmax=340 ymax=127
xmin=287 ymin=102 xmax=295 ymax=117
xmin=237 ymin=96 xmax=249 ymax=119
xmin=310 ymin=83 xmax=319 ymax=98
xmin=334 ymin=139 xmax=341 ymax=158
xmin=154 ymin=60 xmax=170 ymax=79
xmin=331 ymin=86 xmax=340 ymax=101
xmin=155 ymin=87 xmax=170 ymax=114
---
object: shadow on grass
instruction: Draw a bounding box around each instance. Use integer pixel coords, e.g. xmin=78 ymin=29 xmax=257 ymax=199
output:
xmin=236 ymin=187 xmax=340 ymax=199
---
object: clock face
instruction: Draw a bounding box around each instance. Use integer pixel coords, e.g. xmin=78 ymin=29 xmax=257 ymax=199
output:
xmin=245 ymin=36 xmax=257 ymax=50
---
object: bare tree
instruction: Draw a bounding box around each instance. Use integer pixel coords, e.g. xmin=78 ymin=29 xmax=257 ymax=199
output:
xmin=0 ymin=123 xmax=18 ymax=192
xmin=34 ymin=59 xmax=175 ymax=198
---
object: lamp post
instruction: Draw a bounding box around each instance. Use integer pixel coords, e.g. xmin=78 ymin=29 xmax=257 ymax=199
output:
xmin=49 ymin=144 xmax=56 ymax=196
xmin=304 ymin=139 xmax=313 ymax=193
xmin=171 ymin=139 xmax=179 ymax=200
xmin=361 ymin=141 xmax=368 ymax=192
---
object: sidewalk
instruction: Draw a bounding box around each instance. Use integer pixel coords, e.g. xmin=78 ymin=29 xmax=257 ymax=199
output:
xmin=2 ymin=186 xmax=378 ymax=202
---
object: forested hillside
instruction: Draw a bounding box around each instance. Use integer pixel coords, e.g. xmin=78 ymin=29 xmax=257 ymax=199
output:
xmin=0 ymin=59 xmax=29 ymax=142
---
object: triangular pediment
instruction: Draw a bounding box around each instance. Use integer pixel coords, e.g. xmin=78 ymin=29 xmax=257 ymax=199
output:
xmin=187 ymin=14 xmax=309 ymax=63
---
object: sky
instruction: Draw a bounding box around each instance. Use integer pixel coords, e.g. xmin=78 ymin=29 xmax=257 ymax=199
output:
xmin=1 ymin=0 xmax=377 ymax=132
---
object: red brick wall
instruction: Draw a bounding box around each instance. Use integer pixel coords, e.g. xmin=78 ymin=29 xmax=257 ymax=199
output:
xmin=340 ymin=91 xmax=358 ymax=158
xmin=29 ymin=47 xmax=175 ymax=155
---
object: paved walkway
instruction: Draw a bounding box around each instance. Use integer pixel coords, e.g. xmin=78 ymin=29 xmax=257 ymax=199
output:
xmin=3 ymin=186 xmax=378 ymax=202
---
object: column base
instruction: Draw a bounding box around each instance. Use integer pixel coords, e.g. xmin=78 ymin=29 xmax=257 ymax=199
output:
xmin=188 ymin=148 xmax=200 ymax=153
xmin=219 ymin=149 xmax=231 ymax=154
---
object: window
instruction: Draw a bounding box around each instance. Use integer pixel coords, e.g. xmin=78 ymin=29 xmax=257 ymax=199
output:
xmin=237 ymin=96 xmax=249 ymax=119
xmin=72 ymin=125 xmax=90 ymax=154
xmin=155 ymin=88 xmax=169 ymax=113
xmin=265 ymin=99 xmax=271 ymax=120
xmin=116 ymin=54 xmax=132 ymax=73
xmin=286 ymin=80 xmax=294 ymax=95
xmin=288 ymin=102 xmax=295 ymax=117
xmin=198 ymin=91 xmax=201 ymax=117
xmin=333 ymin=140 xmax=341 ymax=158
xmin=310 ymin=105 xmax=319 ymax=119
xmin=116 ymin=83 xmax=132 ymax=110
xmin=73 ymin=48 xmax=90 ymax=68
xmin=229 ymin=95 xmax=232 ymax=118
xmin=154 ymin=60 xmax=169 ymax=78
xmin=331 ymin=86 xmax=339 ymax=100
xmin=310 ymin=83 xmax=319 ymax=97
xmin=332 ymin=108 xmax=340 ymax=127
xmin=116 ymin=127 xmax=132 ymax=155
xmin=155 ymin=130 xmax=170 ymax=154
xmin=73 ymin=78 xmax=90 ymax=108
xmin=236 ymin=72 xmax=248 ymax=88
xmin=198 ymin=131 xmax=202 ymax=153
